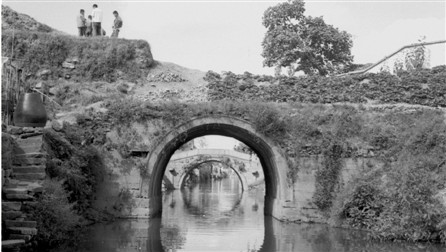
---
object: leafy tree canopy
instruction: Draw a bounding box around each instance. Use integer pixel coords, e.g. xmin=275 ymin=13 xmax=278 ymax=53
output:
xmin=261 ymin=0 xmax=354 ymax=76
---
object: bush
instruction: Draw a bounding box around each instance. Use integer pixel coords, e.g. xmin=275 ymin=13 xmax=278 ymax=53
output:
xmin=337 ymin=111 xmax=446 ymax=243
xmin=43 ymin=126 xmax=105 ymax=215
xmin=30 ymin=179 xmax=82 ymax=249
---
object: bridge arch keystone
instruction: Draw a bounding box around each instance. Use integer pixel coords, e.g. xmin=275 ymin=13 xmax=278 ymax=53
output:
xmin=146 ymin=116 xmax=289 ymax=219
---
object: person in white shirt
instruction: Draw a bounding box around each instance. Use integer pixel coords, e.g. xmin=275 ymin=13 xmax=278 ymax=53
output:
xmin=91 ymin=4 xmax=103 ymax=36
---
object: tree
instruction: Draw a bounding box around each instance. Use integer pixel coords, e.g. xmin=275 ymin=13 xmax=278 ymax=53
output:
xmin=261 ymin=0 xmax=353 ymax=76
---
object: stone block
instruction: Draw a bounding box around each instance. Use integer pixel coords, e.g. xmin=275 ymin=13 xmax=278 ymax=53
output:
xmin=5 ymin=193 xmax=34 ymax=201
xmin=8 ymin=234 xmax=32 ymax=242
xmin=1 ymin=239 xmax=25 ymax=249
xmin=14 ymin=152 xmax=47 ymax=159
xmin=5 ymin=220 xmax=37 ymax=228
xmin=4 ymin=169 xmax=12 ymax=178
xmin=2 ymin=202 xmax=22 ymax=211
xmin=13 ymin=135 xmax=43 ymax=154
xmin=12 ymin=165 xmax=46 ymax=174
xmin=6 ymin=126 xmax=24 ymax=135
xmin=13 ymin=173 xmax=46 ymax=181
xmin=12 ymin=157 xmax=46 ymax=166
xmin=2 ymin=188 xmax=28 ymax=194
xmin=7 ymin=227 xmax=38 ymax=235
xmin=2 ymin=211 xmax=23 ymax=220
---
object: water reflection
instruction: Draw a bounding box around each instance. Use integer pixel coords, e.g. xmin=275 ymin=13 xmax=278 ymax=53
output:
xmin=58 ymin=177 xmax=446 ymax=252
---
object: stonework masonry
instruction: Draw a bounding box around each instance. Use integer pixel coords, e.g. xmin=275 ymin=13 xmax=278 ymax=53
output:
xmin=2 ymin=127 xmax=47 ymax=252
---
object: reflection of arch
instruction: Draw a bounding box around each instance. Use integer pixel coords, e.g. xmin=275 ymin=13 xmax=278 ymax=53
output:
xmin=177 ymin=159 xmax=248 ymax=191
xmin=146 ymin=216 xmax=277 ymax=252
xmin=147 ymin=116 xmax=289 ymax=218
xmin=180 ymin=187 xmax=244 ymax=217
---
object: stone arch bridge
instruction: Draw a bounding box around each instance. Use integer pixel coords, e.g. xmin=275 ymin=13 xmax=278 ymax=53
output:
xmin=163 ymin=149 xmax=264 ymax=190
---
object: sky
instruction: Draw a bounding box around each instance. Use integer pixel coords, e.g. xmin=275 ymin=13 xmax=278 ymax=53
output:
xmin=2 ymin=0 xmax=445 ymax=75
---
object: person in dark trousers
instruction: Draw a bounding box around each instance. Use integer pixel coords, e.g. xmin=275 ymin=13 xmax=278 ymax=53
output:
xmin=111 ymin=11 xmax=123 ymax=38
xmin=77 ymin=9 xmax=86 ymax=36
xmin=85 ymin=15 xmax=93 ymax=37
xmin=91 ymin=4 xmax=103 ymax=36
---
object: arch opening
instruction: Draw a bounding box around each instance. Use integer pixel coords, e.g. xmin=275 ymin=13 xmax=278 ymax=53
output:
xmin=147 ymin=116 xmax=288 ymax=218
xmin=176 ymin=159 xmax=249 ymax=191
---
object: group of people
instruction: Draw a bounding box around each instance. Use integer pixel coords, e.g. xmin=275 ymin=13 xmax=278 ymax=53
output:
xmin=76 ymin=4 xmax=123 ymax=38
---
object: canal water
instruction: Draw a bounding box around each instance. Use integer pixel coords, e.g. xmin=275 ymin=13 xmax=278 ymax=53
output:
xmin=60 ymin=176 xmax=445 ymax=252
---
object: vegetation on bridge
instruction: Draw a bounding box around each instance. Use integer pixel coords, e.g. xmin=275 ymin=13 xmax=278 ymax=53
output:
xmin=206 ymin=66 xmax=446 ymax=107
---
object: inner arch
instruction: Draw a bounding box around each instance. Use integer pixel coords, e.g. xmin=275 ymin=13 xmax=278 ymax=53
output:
xmin=146 ymin=116 xmax=288 ymax=218
xmin=176 ymin=159 xmax=249 ymax=191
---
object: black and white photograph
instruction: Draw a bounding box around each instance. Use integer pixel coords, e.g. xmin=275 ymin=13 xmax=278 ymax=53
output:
xmin=1 ymin=0 xmax=445 ymax=251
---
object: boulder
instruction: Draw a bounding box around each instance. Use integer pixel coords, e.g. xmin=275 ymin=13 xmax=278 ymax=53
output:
xmin=36 ymin=69 xmax=51 ymax=77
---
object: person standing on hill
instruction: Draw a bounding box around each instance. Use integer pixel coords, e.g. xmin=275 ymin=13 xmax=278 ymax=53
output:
xmin=77 ymin=9 xmax=86 ymax=36
xmin=91 ymin=4 xmax=103 ymax=36
xmin=85 ymin=15 xmax=93 ymax=37
xmin=111 ymin=11 xmax=123 ymax=38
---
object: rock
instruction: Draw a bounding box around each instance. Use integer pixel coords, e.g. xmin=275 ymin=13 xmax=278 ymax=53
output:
xmin=2 ymin=202 xmax=22 ymax=211
xmin=359 ymin=79 xmax=371 ymax=85
xmin=34 ymin=82 xmax=43 ymax=89
xmin=51 ymin=120 xmax=63 ymax=131
xmin=7 ymin=126 xmax=23 ymax=135
xmin=65 ymin=57 xmax=79 ymax=63
xmin=48 ymin=87 xmax=57 ymax=95
xmin=62 ymin=61 xmax=75 ymax=69
xmin=117 ymin=83 xmax=129 ymax=94
xmin=36 ymin=69 xmax=51 ymax=77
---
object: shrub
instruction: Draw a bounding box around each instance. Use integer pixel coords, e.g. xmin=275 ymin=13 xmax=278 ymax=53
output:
xmin=337 ymin=110 xmax=446 ymax=243
xmin=30 ymin=179 xmax=82 ymax=249
xmin=43 ymin=126 xmax=105 ymax=215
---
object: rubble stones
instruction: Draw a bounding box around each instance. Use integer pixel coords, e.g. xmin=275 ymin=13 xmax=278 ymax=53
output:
xmin=134 ymin=85 xmax=208 ymax=103
xmin=147 ymin=71 xmax=187 ymax=82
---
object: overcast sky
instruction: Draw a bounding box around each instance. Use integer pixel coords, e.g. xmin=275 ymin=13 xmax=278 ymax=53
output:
xmin=3 ymin=0 xmax=445 ymax=75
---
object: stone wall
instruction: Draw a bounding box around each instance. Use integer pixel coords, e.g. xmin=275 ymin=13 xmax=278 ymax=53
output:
xmin=1 ymin=127 xmax=47 ymax=251
xmin=282 ymin=156 xmax=382 ymax=223
xmin=2 ymin=132 xmax=14 ymax=186
xmin=94 ymin=141 xmax=378 ymax=224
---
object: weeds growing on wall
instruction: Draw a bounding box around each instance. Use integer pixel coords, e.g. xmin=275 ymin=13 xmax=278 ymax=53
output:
xmin=35 ymin=124 xmax=107 ymax=249
xmin=313 ymin=143 xmax=344 ymax=211
xmin=29 ymin=179 xmax=82 ymax=249
xmin=335 ymin=110 xmax=446 ymax=243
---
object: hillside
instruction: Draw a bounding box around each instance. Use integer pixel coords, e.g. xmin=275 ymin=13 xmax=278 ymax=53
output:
xmin=2 ymin=5 xmax=54 ymax=33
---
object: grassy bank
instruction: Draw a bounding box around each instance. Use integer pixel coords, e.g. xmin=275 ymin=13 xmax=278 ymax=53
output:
xmin=1 ymin=30 xmax=153 ymax=83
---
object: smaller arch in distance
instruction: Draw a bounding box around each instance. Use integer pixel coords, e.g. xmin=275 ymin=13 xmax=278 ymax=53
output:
xmin=176 ymin=159 xmax=248 ymax=191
